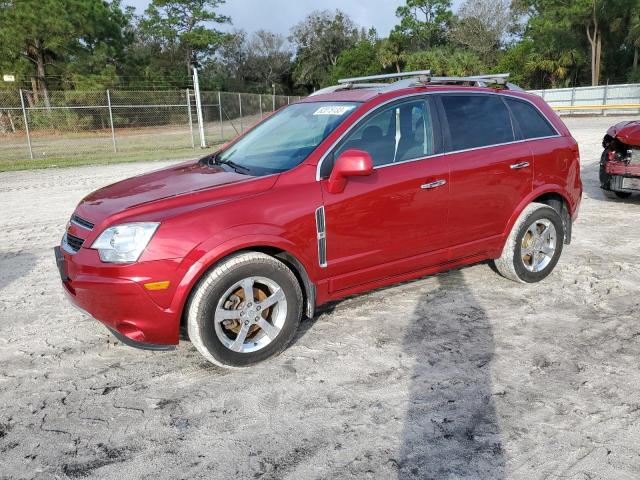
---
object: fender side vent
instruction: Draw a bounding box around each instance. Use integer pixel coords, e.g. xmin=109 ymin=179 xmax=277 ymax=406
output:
xmin=315 ymin=206 xmax=327 ymax=268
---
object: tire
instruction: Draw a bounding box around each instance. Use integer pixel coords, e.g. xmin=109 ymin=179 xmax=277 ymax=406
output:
xmin=493 ymin=203 xmax=565 ymax=283
xmin=603 ymin=190 xmax=633 ymax=199
xmin=614 ymin=191 xmax=632 ymax=199
xmin=599 ymin=149 xmax=612 ymax=190
xmin=187 ymin=252 xmax=303 ymax=368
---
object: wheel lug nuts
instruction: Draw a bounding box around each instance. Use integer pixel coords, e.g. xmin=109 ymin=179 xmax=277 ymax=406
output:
xmin=247 ymin=302 xmax=252 ymax=307
xmin=256 ymin=306 xmax=261 ymax=311
xmin=255 ymin=316 xmax=259 ymax=321
xmin=240 ymin=311 xmax=244 ymax=316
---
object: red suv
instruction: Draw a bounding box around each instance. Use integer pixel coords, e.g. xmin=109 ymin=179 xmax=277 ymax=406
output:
xmin=55 ymin=72 xmax=582 ymax=368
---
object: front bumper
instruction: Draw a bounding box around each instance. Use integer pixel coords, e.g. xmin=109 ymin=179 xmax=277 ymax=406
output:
xmin=606 ymin=161 xmax=640 ymax=192
xmin=54 ymin=246 xmax=181 ymax=348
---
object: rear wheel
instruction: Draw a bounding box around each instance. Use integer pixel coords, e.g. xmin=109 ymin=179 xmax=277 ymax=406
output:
xmin=493 ymin=203 xmax=565 ymax=283
xmin=187 ymin=252 xmax=303 ymax=368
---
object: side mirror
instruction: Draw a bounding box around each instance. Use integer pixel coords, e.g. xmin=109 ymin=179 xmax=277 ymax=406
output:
xmin=327 ymin=149 xmax=374 ymax=194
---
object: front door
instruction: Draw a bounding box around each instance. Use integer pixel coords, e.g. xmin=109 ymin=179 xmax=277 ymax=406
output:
xmin=319 ymin=97 xmax=450 ymax=292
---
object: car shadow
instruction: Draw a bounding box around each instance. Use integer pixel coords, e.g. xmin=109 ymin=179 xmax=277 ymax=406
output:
xmin=0 ymin=251 xmax=36 ymax=293
xmin=398 ymin=268 xmax=505 ymax=479
xmin=293 ymin=266 xmax=505 ymax=477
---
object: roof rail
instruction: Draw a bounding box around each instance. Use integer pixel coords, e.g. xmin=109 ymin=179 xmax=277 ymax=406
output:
xmin=310 ymin=72 xmax=521 ymax=97
xmin=309 ymin=83 xmax=386 ymax=97
xmin=337 ymin=70 xmax=432 ymax=84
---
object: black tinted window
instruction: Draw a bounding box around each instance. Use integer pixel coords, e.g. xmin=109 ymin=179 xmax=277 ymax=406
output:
xmin=334 ymin=99 xmax=437 ymax=168
xmin=441 ymin=95 xmax=514 ymax=151
xmin=505 ymin=98 xmax=557 ymax=139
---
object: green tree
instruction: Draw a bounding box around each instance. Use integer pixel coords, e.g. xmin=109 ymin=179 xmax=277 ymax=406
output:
xmin=377 ymin=31 xmax=408 ymax=73
xmin=405 ymin=47 xmax=485 ymax=76
xmin=0 ymin=0 xmax=130 ymax=104
xmin=394 ymin=0 xmax=453 ymax=50
xmin=289 ymin=10 xmax=360 ymax=89
xmin=141 ymin=0 xmax=230 ymax=77
xmin=329 ymin=33 xmax=380 ymax=85
xmin=521 ymin=0 xmax=636 ymax=85
xmin=495 ymin=41 xmax=535 ymax=87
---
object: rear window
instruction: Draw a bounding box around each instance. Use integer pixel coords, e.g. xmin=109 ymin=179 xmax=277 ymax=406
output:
xmin=505 ymin=98 xmax=557 ymax=139
xmin=441 ymin=94 xmax=515 ymax=151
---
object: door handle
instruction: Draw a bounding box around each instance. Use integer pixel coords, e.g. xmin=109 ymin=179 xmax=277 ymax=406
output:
xmin=510 ymin=162 xmax=530 ymax=170
xmin=420 ymin=179 xmax=447 ymax=190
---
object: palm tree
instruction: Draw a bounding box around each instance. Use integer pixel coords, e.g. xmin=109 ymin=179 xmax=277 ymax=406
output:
xmin=377 ymin=33 xmax=406 ymax=73
xmin=524 ymin=50 xmax=579 ymax=88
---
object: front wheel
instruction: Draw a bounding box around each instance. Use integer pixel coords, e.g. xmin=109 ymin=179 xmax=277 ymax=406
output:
xmin=599 ymin=149 xmax=612 ymax=190
xmin=493 ymin=203 xmax=565 ymax=283
xmin=187 ymin=252 xmax=303 ymax=368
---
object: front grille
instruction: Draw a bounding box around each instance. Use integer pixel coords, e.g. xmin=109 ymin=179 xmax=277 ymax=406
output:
xmin=64 ymin=233 xmax=85 ymax=253
xmin=71 ymin=214 xmax=94 ymax=230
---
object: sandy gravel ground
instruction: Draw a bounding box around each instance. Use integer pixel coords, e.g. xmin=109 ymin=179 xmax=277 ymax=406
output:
xmin=1 ymin=117 xmax=639 ymax=480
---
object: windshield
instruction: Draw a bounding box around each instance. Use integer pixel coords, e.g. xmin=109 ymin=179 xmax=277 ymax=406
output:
xmin=215 ymin=101 xmax=359 ymax=175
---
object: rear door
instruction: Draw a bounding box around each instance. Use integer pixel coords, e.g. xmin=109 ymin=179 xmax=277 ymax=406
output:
xmin=319 ymin=96 xmax=450 ymax=292
xmin=437 ymin=93 xmax=533 ymax=259
xmin=502 ymin=97 xmax=566 ymax=193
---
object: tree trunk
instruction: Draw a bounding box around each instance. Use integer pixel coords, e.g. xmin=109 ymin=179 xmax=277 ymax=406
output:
xmin=34 ymin=40 xmax=51 ymax=108
xmin=29 ymin=77 xmax=39 ymax=105
xmin=395 ymin=61 xmax=401 ymax=73
xmin=587 ymin=26 xmax=601 ymax=86
xmin=595 ymin=32 xmax=602 ymax=85
xmin=634 ymin=47 xmax=638 ymax=71
xmin=186 ymin=48 xmax=193 ymax=78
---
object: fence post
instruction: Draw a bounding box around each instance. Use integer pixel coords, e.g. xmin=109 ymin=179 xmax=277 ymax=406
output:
xmin=272 ymin=93 xmax=275 ymax=112
xmin=218 ymin=91 xmax=224 ymax=141
xmin=259 ymin=94 xmax=263 ymax=118
xmin=192 ymin=68 xmax=207 ymax=148
xmin=238 ymin=93 xmax=243 ymax=132
xmin=186 ymin=88 xmax=195 ymax=149
xmin=602 ymin=83 xmax=609 ymax=117
xmin=570 ymin=87 xmax=576 ymax=115
xmin=19 ymin=89 xmax=33 ymax=160
xmin=287 ymin=96 xmax=290 ymax=105
xmin=106 ymin=90 xmax=117 ymax=153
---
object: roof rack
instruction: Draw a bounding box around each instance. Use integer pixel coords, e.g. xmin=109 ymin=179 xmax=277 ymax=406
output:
xmin=309 ymin=71 xmax=522 ymax=96
xmin=337 ymin=70 xmax=433 ymax=84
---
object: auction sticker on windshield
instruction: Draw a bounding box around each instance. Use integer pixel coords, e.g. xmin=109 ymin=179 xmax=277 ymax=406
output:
xmin=314 ymin=105 xmax=355 ymax=116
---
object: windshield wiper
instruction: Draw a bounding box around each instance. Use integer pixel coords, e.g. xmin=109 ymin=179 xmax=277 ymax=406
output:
xmin=206 ymin=153 xmax=251 ymax=175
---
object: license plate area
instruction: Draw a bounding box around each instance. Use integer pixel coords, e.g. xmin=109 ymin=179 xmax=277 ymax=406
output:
xmin=621 ymin=177 xmax=640 ymax=191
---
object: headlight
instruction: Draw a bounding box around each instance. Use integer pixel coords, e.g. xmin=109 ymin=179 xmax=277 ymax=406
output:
xmin=91 ymin=222 xmax=159 ymax=263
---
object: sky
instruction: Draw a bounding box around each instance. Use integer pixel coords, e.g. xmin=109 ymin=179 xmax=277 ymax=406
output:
xmin=123 ymin=0 xmax=463 ymax=38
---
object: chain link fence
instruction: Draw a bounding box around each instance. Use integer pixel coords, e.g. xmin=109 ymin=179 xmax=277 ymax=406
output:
xmin=3 ymin=82 xmax=639 ymax=170
xmin=0 ymin=88 xmax=301 ymax=169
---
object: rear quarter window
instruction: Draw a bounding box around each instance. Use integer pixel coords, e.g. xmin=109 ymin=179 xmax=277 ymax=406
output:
xmin=440 ymin=94 xmax=515 ymax=151
xmin=505 ymin=98 xmax=557 ymax=139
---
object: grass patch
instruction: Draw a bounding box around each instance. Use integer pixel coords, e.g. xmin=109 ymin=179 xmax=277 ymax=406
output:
xmin=0 ymin=144 xmax=223 ymax=172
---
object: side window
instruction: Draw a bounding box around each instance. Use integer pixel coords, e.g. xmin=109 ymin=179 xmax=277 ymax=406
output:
xmin=333 ymin=99 xmax=437 ymax=168
xmin=505 ymin=98 xmax=557 ymax=139
xmin=441 ymin=94 xmax=514 ymax=151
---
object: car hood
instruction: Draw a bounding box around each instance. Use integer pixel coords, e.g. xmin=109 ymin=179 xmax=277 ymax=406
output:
xmin=75 ymin=160 xmax=268 ymax=221
xmin=607 ymin=121 xmax=640 ymax=145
